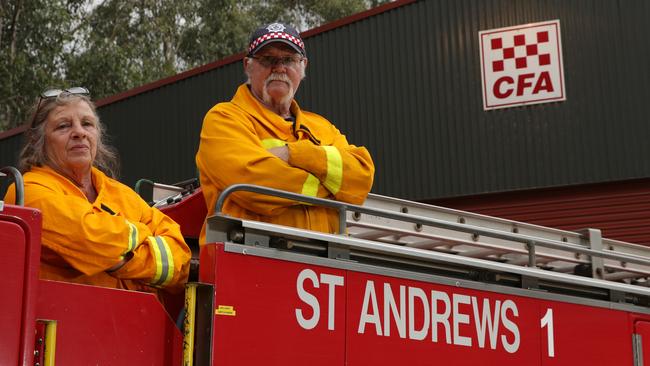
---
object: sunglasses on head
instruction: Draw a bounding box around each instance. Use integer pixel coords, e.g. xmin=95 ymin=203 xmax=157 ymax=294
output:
xmin=30 ymin=87 xmax=90 ymax=128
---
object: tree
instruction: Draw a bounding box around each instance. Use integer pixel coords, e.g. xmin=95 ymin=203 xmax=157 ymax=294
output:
xmin=0 ymin=0 xmax=88 ymax=130
xmin=0 ymin=0 xmax=389 ymax=131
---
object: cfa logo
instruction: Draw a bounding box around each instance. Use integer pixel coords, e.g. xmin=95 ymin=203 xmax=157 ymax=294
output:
xmin=479 ymin=20 xmax=566 ymax=110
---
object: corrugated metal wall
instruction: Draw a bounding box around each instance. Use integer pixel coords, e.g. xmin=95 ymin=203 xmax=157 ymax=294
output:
xmin=298 ymin=0 xmax=650 ymax=201
xmin=96 ymin=64 xmax=244 ymax=183
xmin=2 ymin=0 xmax=650 ymax=202
xmin=0 ymin=131 xmax=25 ymax=170
xmin=431 ymin=179 xmax=650 ymax=245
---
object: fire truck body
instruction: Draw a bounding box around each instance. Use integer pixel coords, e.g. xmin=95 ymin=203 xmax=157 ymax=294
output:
xmin=0 ymin=202 xmax=184 ymax=366
xmin=4 ymin=175 xmax=650 ymax=365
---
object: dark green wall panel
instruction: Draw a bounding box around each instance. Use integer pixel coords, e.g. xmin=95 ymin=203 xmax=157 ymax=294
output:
xmin=2 ymin=0 xmax=650 ymax=201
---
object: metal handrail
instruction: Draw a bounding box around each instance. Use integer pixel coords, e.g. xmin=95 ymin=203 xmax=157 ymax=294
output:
xmin=216 ymin=184 xmax=349 ymax=234
xmin=0 ymin=166 xmax=24 ymax=206
xmin=216 ymin=184 xmax=650 ymax=268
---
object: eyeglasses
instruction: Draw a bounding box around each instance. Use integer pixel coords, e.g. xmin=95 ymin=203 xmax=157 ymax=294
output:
xmin=249 ymin=55 xmax=304 ymax=68
xmin=30 ymin=87 xmax=90 ymax=128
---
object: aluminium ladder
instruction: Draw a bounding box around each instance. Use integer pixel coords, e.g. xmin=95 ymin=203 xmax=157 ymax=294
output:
xmin=351 ymin=193 xmax=650 ymax=285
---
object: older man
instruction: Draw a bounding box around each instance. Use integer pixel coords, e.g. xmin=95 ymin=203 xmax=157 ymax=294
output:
xmin=196 ymin=22 xmax=375 ymax=243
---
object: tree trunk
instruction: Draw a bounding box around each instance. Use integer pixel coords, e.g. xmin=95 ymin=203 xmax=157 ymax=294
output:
xmin=9 ymin=0 xmax=23 ymax=62
xmin=0 ymin=0 xmax=6 ymax=47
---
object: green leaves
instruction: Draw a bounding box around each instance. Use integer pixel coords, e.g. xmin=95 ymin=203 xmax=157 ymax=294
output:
xmin=0 ymin=0 xmax=387 ymax=131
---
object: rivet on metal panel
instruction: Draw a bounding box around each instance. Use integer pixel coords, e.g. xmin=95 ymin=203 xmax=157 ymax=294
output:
xmin=352 ymin=212 xmax=361 ymax=221
xmin=400 ymin=207 xmax=408 ymax=214
xmin=414 ymin=223 xmax=423 ymax=232
xmin=458 ymin=217 xmax=466 ymax=224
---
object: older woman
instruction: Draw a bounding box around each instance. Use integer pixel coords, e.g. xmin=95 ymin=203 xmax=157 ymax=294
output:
xmin=4 ymin=87 xmax=191 ymax=294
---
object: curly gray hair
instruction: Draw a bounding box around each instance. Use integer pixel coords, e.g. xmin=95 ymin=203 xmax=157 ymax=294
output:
xmin=17 ymin=93 xmax=119 ymax=178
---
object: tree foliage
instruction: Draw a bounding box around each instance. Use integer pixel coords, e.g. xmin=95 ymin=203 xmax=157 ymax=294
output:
xmin=0 ymin=0 xmax=388 ymax=131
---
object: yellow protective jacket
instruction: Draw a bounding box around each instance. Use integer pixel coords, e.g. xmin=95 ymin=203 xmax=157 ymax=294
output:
xmin=4 ymin=165 xmax=191 ymax=293
xmin=196 ymin=84 xmax=375 ymax=243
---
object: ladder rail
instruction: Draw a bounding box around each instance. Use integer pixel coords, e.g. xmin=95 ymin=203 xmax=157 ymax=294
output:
xmin=221 ymin=217 xmax=650 ymax=299
xmin=364 ymin=193 xmax=650 ymax=262
xmin=216 ymin=184 xmax=650 ymax=281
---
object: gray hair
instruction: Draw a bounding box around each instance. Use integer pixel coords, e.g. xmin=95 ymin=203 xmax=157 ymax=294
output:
xmin=17 ymin=93 xmax=119 ymax=178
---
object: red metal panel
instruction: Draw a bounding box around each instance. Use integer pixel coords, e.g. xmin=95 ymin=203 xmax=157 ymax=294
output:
xmin=160 ymin=188 xmax=206 ymax=239
xmin=202 ymin=244 xmax=346 ymax=366
xmin=0 ymin=220 xmax=26 ymax=366
xmin=36 ymin=280 xmax=183 ymax=366
xmin=1 ymin=205 xmax=42 ymax=366
xmin=345 ymin=271 xmax=540 ymax=365
xmin=345 ymin=271 xmax=632 ymax=365
xmin=202 ymin=244 xmax=642 ymax=365
xmin=432 ymin=179 xmax=650 ymax=245
xmin=540 ymin=301 xmax=631 ymax=365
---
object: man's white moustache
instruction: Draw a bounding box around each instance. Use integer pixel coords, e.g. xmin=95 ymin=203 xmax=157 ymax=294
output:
xmin=266 ymin=73 xmax=291 ymax=84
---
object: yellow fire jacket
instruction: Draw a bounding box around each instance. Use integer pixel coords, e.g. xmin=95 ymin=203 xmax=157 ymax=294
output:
xmin=4 ymin=166 xmax=191 ymax=293
xmin=196 ymin=84 xmax=375 ymax=243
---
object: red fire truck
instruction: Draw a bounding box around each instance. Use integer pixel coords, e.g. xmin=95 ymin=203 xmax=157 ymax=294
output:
xmin=3 ymin=165 xmax=650 ymax=365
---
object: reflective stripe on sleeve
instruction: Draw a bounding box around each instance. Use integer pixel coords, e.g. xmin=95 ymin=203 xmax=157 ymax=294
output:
xmin=125 ymin=220 xmax=138 ymax=253
xmin=149 ymin=236 xmax=175 ymax=287
xmin=261 ymin=138 xmax=286 ymax=149
xmin=322 ymin=146 xmax=343 ymax=195
xmin=300 ymin=174 xmax=319 ymax=197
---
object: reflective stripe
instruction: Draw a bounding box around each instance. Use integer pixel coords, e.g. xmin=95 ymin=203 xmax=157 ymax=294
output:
xmin=301 ymin=174 xmax=319 ymax=197
xmin=125 ymin=220 xmax=138 ymax=253
xmin=322 ymin=146 xmax=343 ymax=195
xmin=261 ymin=138 xmax=286 ymax=149
xmin=150 ymin=236 xmax=174 ymax=287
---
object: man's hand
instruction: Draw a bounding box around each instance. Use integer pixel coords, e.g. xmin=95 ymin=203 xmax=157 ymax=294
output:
xmin=267 ymin=145 xmax=290 ymax=163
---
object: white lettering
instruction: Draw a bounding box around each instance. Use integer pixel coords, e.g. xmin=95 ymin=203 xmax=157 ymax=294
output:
xmin=452 ymin=294 xmax=472 ymax=347
xmin=408 ymin=287 xmax=430 ymax=340
xmin=431 ymin=291 xmax=451 ymax=344
xmin=320 ymin=273 xmax=344 ymax=330
xmin=352 ymin=279 xmax=523 ymax=355
xmin=500 ymin=300 xmax=520 ymax=353
xmin=358 ymin=281 xmax=382 ymax=335
xmin=541 ymin=308 xmax=555 ymax=357
xmin=384 ymin=284 xmax=406 ymax=338
xmin=472 ymin=297 xmax=501 ymax=349
xmin=295 ymin=269 xmax=320 ymax=330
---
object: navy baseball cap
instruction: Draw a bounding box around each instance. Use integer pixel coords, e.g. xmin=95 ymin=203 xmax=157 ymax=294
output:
xmin=248 ymin=22 xmax=306 ymax=57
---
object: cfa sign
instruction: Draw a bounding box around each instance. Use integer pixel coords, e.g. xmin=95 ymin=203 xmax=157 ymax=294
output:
xmin=479 ymin=20 xmax=566 ymax=110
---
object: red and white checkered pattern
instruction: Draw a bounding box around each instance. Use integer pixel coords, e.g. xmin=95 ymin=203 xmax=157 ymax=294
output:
xmin=248 ymin=32 xmax=305 ymax=54
xmin=489 ymin=31 xmax=551 ymax=72
xmin=478 ymin=19 xmax=565 ymax=110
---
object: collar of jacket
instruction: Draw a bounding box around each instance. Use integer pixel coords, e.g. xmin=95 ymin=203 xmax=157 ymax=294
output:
xmin=231 ymin=84 xmax=322 ymax=143
xmin=30 ymin=165 xmax=108 ymax=204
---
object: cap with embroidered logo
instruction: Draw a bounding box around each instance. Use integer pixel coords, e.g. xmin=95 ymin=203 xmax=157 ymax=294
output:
xmin=248 ymin=22 xmax=306 ymax=57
